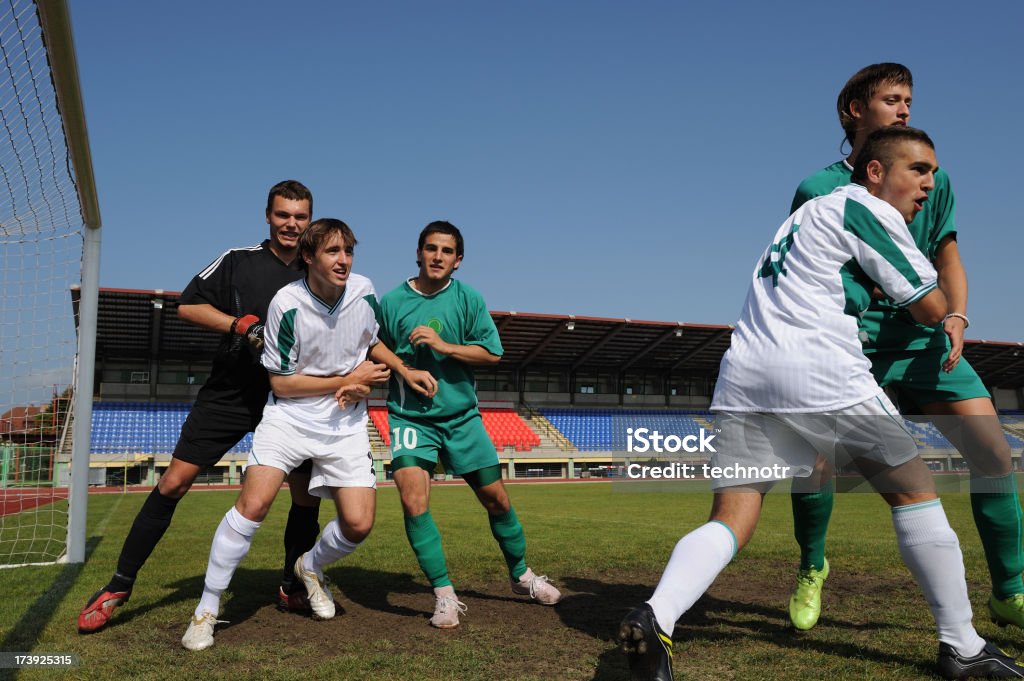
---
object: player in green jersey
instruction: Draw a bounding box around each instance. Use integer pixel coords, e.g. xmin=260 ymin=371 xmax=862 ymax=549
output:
xmin=787 ymin=63 xmax=1022 ymax=632
xmin=373 ymin=221 xmax=562 ymax=628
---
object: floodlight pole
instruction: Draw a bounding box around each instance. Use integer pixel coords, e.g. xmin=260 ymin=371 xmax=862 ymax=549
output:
xmin=38 ymin=0 xmax=102 ymax=564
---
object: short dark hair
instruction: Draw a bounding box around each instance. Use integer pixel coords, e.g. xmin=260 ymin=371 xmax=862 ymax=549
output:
xmin=298 ymin=218 xmax=357 ymax=265
xmin=418 ymin=221 xmax=464 ymax=258
xmin=851 ymin=126 xmax=934 ymax=184
xmin=266 ymin=179 xmax=313 ymax=215
xmin=836 ymin=63 xmax=914 ymax=147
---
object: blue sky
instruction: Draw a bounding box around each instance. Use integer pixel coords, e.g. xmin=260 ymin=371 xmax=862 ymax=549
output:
xmin=71 ymin=1 xmax=1024 ymax=342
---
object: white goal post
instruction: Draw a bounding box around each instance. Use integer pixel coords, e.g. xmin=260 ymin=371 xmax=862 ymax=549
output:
xmin=0 ymin=0 xmax=100 ymax=567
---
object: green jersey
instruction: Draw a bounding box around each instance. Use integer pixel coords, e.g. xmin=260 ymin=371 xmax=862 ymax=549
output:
xmin=378 ymin=278 xmax=503 ymax=419
xmin=791 ymin=160 xmax=957 ymax=352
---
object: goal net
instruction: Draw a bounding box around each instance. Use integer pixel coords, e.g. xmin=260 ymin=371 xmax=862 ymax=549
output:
xmin=0 ymin=0 xmax=98 ymax=567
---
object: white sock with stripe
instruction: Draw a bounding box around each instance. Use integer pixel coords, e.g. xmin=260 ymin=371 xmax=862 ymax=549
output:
xmin=892 ymin=499 xmax=984 ymax=656
xmin=196 ymin=507 xmax=261 ymax=618
xmin=303 ymin=518 xmax=360 ymax=578
xmin=646 ymin=521 xmax=737 ymax=634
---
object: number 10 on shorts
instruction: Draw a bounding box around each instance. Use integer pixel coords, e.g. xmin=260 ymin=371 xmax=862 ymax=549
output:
xmin=392 ymin=427 xmax=418 ymax=452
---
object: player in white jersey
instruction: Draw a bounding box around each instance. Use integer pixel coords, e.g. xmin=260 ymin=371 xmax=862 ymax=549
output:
xmin=182 ymin=219 xmax=437 ymax=651
xmin=619 ymin=128 xmax=1024 ymax=681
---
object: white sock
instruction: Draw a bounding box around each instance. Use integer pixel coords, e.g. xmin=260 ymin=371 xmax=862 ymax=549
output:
xmin=304 ymin=518 xmax=360 ymax=578
xmin=195 ymin=507 xmax=261 ymax=618
xmin=892 ymin=499 xmax=985 ymax=656
xmin=647 ymin=521 xmax=737 ymax=634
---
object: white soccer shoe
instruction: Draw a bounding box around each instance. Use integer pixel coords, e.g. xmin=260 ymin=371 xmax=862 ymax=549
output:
xmin=430 ymin=589 xmax=467 ymax=629
xmin=512 ymin=568 xmax=562 ymax=605
xmin=181 ymin=611 xmax=225 ymax=651
xmin=294 ymin=554 xmax=336 ymax=620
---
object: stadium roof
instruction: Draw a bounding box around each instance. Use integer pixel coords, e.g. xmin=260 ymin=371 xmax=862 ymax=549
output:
xmin=74 ymin=287 xmax=1024 ymax=388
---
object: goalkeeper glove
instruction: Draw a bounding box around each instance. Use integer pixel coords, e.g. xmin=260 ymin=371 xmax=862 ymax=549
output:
xmin=231 ymin=314 xmax=266 ymax=352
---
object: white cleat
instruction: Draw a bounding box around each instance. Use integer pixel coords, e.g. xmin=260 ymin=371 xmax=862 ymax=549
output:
xmin=294 ymin=554 xmax=336 ymax=620
xmin=512 ymin=568 xmax=562 ymax=605
xmin=430 ymin=592 xmax=467 ymax=629
xmin=181 ymin=611 xmax=225 ymax=651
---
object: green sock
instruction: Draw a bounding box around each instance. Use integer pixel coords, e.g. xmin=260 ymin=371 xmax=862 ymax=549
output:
xmin=791 ymin=481 xmax=833 ymax=571
xmin=404 ymin=511 xmax=451 ymax=588
xmin=488 ymin=507 xmax=527 ymax=580
xmin=970 ymin=473 xmax=1024 ymax=599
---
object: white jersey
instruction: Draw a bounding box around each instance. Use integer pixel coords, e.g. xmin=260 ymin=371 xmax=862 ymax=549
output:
xmin=712 ymin=184 xmax=937 ymax=413
xmin=261 ymin=274 xmax=379 ymax=435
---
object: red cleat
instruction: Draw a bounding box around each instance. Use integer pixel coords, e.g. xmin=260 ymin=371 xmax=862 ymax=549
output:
xmin=277 ymin=586 xmax=311 ymax=613
xmin=78 ymin=588 xmax=130 ymax=633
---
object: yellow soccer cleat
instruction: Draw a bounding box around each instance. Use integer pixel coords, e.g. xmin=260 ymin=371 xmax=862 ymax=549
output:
xmin=789 ymin=558 xmax=829 ymax=631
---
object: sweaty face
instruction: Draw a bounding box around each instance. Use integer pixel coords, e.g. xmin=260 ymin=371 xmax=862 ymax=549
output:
xmin=417 ymin=233 xmax=462 ymax=283
xmin=852 ymin=83 xmax=912 ymax=139
xmin=873 ymin=140 xmax=937 ymax=224
xmin=266 ymin=196 xmax=311 ymax=252
xmin=305 ymin=231 xmax=353 ymax=291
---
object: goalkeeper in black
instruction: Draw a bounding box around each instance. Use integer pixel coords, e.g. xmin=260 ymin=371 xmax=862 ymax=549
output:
xmin=79 ymin=180 xmax=321 ymax=632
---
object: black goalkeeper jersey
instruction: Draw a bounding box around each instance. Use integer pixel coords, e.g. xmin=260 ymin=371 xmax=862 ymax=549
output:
xmin=179 ymin=239 xmax=303 ymax=414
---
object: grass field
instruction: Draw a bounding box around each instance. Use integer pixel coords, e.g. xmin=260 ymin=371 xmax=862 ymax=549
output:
xmin=0 ymin=479 xmax=1018 ymax=680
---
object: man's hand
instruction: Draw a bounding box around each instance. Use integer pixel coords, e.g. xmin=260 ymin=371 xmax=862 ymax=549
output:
xmin=335 ymin=383 xmax=372 ymax=409
xmin=409 ymin=325 xmax=451 ymax=354
xmin=403 ymin=368 xmax=438 ymax=398
xmin=942 ymin=315 xmax=966 ymax=373
xmin=234 ymin=315 xmax=265 ymax=352
xmin=348 ymin=360 xmax=391 ymax=386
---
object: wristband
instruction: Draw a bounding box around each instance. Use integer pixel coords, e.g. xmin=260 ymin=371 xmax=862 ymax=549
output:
xmin=943 ymin=312 xmax=969 ymax=329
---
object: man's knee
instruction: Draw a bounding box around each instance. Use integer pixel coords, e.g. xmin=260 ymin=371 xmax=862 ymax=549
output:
xmin=157 ymin=467 xmax=198 ymax=498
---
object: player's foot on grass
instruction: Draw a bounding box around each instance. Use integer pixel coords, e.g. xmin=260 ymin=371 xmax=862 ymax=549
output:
xmin=789 ymin=558 xmax=829 ymax=631
xmin=277 ymin=585 xmax=312 ymax=614
xmin=293 ymin=554 xmax=336 ymax=620
xmin=77 ymin=588 xmax=130 ymax=633
xmin=618 ymin=603 xmax=673 ymax=681
xmin=511 ymin=568 xmax=562 ymax=605
xmin=181 ymin=611 xmax=225 ymax=651
xmin=989 ymin=594 xmax=1024 ymax=629
xmin=430 ymin=587 xmax=466 ymax=629
xmin=936 ymin=640 xmax=1024 ymax=679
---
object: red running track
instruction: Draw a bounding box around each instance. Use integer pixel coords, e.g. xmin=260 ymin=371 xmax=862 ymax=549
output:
xmin=0 ymin=488 xmax=68 ymax=517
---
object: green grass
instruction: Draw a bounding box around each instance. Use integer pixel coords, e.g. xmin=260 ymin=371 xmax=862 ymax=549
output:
xmin=0 ymin=481 xmax=1016 ymax=680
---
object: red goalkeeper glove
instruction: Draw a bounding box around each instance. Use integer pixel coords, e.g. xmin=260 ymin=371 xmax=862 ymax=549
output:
xmin=231 ymin=314 xmax=265 ymax=352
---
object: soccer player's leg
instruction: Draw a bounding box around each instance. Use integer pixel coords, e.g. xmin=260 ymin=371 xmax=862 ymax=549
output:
xmin=183 ymin=464 xmax=285 ymax=650
xmin=622 ymin=412 xmax=798 ymax=680
xmin=788 ymin=455 xmax=834 ymax=630
xmin=296 ymin=430 xmax=378 ymax=621
xmin=390 ymin=414 xmax=462 ymax=627
xmin=847 ymin=394 xmax=1024 ymax=677
xmin=621 ymin=490 xmax=758 ymax=681
xmin=446 ymin=411 xmax=562 ymax=605
xmin=899 ymin=351 xmax=1024 ymax=627
xmin=78 ymin=404 xmax=247 ymax=634
xmin=279 ymin=459 xmax=320 ymax=614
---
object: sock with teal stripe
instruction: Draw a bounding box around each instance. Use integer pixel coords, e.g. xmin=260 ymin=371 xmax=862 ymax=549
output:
xmin=647 ymin=521 xmax=736 ymax=635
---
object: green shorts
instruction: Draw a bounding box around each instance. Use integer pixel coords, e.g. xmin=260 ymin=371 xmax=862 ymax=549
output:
xmin=869 ymin=348 xmax=991 ymax=412
xmin=388 ymin=409 xmax=499 ymax=476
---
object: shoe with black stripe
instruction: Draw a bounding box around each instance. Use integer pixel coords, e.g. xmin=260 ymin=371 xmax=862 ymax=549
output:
xmin=618 ymin=603 xmax=674 ymax=681
xmin=937 ymin=640 xmax=1024 ymax=679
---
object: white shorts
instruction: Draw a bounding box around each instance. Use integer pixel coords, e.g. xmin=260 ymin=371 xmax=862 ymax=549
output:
xmin=247 ymin=413 xmax=377 ymax=499
xmin=709 ymin=393 xmax=919 ymax=490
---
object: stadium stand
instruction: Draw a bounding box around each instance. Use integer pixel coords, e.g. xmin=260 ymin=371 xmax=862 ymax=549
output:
xmin=90 ymin=402 xmax=251 ymax=455
xmin=368 ymin=404 xmax=540 ymax=451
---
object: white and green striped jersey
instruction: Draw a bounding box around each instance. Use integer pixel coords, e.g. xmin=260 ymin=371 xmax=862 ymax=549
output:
xmin=712 ymin=184 xmax=937 ymax=413
xmin=261 ymin=274 xmax=379 ymax=435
